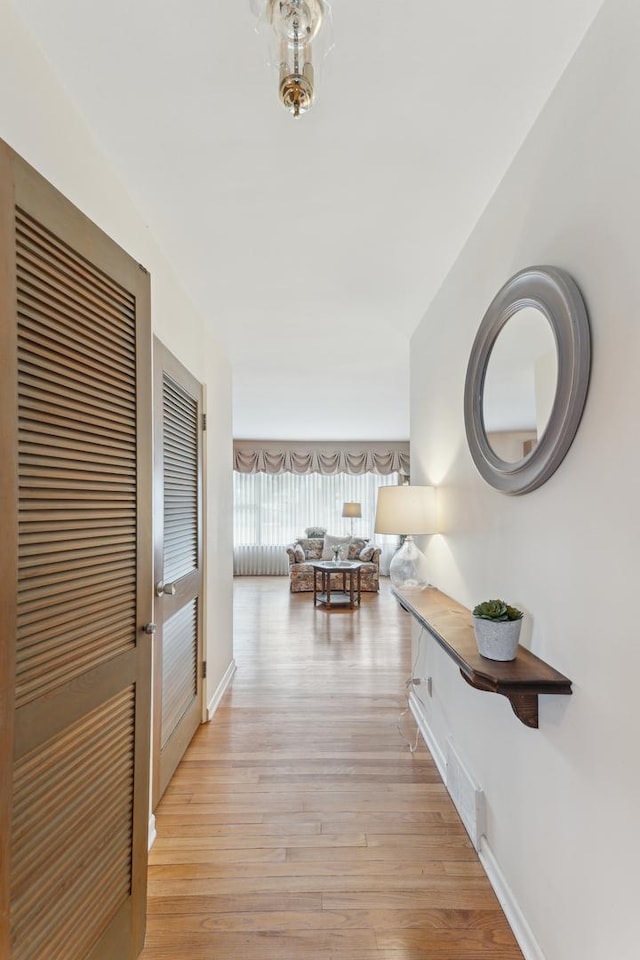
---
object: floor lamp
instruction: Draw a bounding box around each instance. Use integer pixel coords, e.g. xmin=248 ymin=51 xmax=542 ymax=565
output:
xmin=342 ymin=501 xmax=361 ymax=538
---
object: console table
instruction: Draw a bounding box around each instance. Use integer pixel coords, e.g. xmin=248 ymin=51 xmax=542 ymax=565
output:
xmin=393 ymin=586 xmax=572 ymax=728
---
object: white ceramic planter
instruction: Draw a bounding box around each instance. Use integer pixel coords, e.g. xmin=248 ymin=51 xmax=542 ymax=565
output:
xmin=473 ymin=616 xmax=522 ymax=661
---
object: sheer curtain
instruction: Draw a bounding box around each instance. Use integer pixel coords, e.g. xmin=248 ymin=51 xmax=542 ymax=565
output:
xmin=233 ymin=472 xmax=399 ymax=575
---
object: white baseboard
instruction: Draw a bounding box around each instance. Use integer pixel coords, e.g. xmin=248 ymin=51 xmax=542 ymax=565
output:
xmin=408 ymin=690 xmax=446 ymax=781
xmin=207 ymin=658 xmax=237 ymax=721
xmin=479 ymin=839 xmax=546 ymax=960
xmin=148 ymin=813 xmax=157 ymax=851
xmin=409 ymin=691 xmax=545 ymax=960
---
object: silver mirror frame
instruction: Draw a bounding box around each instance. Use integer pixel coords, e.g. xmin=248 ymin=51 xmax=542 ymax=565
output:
xmin=464 ymin=266 xmax=591 ymax=495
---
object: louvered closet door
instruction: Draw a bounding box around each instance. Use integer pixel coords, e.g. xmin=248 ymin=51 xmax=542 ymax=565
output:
xmin=152 ymin=338 xmax=203 ymax=808
xmin=0 ymin=142 xmax=152 ymax=960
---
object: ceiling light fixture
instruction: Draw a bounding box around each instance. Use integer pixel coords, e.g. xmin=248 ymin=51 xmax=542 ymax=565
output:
xmin=252 ymin=0 xmax=332 ymax=118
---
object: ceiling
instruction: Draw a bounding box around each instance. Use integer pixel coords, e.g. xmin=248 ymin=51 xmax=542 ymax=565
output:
xmin=12 ymin=0 xmax=603 ymax=440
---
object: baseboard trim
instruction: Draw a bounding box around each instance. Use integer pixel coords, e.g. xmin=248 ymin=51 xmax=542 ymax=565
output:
xmin=207 ymin=658 xmax=237 ymax=721
xmin=409 ymin=691 xmax=545 ymax=960
xmin=479 ymin=839 xmax=546 ymax=960
xmin=408 ymin=691 xmax=446 ymax=781
xmin=148 ymin=813 xmax=157 ymax=851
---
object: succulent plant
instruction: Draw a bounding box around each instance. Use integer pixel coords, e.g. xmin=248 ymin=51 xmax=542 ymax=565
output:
xmin=472 ymin=599 xmax=523 ymax=622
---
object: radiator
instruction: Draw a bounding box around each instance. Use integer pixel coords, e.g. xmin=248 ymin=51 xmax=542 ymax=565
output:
xmin=233 ymin=545 xmax=289 ymax=576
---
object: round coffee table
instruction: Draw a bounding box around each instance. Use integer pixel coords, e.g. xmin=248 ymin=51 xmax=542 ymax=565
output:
xmin=310 ymin=561 xmax=363 ymax=609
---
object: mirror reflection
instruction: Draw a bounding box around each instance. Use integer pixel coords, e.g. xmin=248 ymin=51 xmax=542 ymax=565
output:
xmin=482 ymin=307 xmax=558 ymax=463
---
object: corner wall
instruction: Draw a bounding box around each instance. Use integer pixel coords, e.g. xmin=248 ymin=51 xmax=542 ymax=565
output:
xmin=0 ymin=1 xmax=234 ymax=719
xmin=410 ymin=1 xmax=640 ymax=957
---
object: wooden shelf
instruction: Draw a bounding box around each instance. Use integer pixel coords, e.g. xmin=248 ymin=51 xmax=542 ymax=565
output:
xmin=392 ymin=587 xmax=572 ymax=728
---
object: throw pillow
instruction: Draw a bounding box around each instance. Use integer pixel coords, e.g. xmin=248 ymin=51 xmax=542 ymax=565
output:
xmin=321 ymin=534 xmax=351 ymax=560
xmin=305 ymin=540 xmax=323 ymax=559
xmin=348 ymin=538 xmax=367 ymax=559
xmin=359 ymin=544 xmax=376 ymax=562
xmin=293 ymin=544 xmax=305 ymax=563
xmin=305 ymin=526 xmax=326 ymax=538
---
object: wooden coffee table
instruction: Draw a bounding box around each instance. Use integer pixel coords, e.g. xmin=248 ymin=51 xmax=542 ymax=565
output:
xmin=311 ymin=561 xmax=363 ymax=609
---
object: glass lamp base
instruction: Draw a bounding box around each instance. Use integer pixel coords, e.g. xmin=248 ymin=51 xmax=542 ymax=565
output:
xmin=389 ymin=536 xmax=429 ymax=590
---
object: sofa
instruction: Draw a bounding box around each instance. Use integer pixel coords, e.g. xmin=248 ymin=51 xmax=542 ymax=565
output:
xmin=285 ymin=534 xmax=381 ymax=593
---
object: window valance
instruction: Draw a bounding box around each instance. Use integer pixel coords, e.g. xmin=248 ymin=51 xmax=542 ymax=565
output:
xmin=233 ymin=440 xmax=409 ymax=476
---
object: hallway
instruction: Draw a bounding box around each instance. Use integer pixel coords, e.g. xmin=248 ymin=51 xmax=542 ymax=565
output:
xmin=140 ymin=577 xmax=523 ymax=959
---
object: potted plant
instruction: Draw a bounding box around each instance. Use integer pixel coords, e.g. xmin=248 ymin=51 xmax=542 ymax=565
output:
xmin=472 ymin=599 xmax=524 ymax=661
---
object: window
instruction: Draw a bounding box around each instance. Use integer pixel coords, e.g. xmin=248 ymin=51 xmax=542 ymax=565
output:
xmin=233 ymin=471 xmax=398 ymax=574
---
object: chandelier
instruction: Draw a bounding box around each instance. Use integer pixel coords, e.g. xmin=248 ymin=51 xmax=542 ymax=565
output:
xmin=253 ymin=0 xmax=332 ymax=118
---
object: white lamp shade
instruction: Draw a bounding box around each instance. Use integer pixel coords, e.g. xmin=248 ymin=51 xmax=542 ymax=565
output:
xmin=374 ymin=485 xmax=437 ymax=535
xmin=341 ymin=502 xmax=362 ymax=519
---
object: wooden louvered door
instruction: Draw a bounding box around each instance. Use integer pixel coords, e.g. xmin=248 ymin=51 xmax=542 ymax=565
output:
xmin=152 ymin=338 xmax=203 ymax=808
xmin=0 ymin=142 xmax=152 ymax=960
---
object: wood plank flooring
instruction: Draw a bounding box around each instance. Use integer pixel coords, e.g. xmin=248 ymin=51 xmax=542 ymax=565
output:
xmin=140 ymin=576 xmax=523 ymax=960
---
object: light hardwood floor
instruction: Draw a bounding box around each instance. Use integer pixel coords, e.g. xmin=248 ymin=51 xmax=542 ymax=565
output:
xmin=140 ymin=576 xmax=523 ymax=959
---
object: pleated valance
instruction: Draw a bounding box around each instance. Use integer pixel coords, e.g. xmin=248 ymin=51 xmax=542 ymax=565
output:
xmin=233 ymin=440 xmax=410 ymax=476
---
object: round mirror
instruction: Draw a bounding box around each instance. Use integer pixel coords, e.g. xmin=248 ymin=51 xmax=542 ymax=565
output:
xmin=482 ymin=306 xmax=558 ymax=463
xmin=464 ymin=266 xmax=590 ymax=495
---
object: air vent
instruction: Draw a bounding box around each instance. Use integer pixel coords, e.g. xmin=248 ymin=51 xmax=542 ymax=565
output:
xmin=445 ymin=738 xmax=485 ymax=850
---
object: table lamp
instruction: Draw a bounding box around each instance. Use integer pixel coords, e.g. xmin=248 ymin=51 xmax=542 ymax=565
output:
xmin=374 ymin=485 xmax=436 ymax=589
xmin=342 ymin=501 xmax=361 ymax=537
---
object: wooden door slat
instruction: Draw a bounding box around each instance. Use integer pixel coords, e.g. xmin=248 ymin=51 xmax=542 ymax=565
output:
xmin=2 ymin=155 xmax=152 ymax=959
xmin=16 ymin=208 xmax=137 ymax=307
xmin=153 ymin=342 xmax=203 ymax=809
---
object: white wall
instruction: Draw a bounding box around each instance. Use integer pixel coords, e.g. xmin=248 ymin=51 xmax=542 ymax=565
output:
xmin=410 ymin=1 xmax=640 ymax=958
xmin=0 ymin=0 xmax=234 ymax=713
